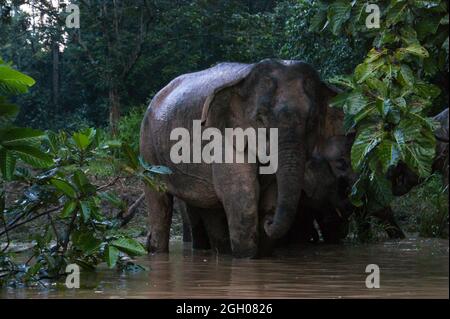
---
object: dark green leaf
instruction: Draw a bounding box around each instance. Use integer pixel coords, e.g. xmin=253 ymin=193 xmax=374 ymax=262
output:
xmin=111 ymin=237 xmax=146 ymax=256
xmin=51 ymin=178 xmax=77 ymax=198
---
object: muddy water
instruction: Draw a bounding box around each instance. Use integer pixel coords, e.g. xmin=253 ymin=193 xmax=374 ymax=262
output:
xmin=1 ymin=236 xmax=448 ymax=299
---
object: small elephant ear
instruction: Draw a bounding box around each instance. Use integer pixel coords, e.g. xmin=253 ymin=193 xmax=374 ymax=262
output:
xmin=321 ymin=82 xmax=346 ymax=139
xmin=321 ymin=82 xmax=341 ymax=100
xmin=200 ymin=63 xmax=255 ymax=126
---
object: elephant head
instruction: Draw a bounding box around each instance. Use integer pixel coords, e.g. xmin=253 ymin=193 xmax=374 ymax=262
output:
xmin=201 ymin=59 xmax=337 ymax=239
xmin=303 ymin=135 xmax=356 ymax=243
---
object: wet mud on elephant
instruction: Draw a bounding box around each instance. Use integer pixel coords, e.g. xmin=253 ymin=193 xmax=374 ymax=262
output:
xmin=140 ymin=59 xmax=337 ymax=258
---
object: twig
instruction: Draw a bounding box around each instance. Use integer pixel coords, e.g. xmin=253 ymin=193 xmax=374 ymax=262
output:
xmin=61 ymin=212 xmax=77 ymax=255
xmin=0 ymin=206 xmax=62 ymax=238
xmin=1 ymin=214 xmax=10 ymax=253
xmin=118 ymin=193 xmax=145 ymax=227
xmin=97 ymin=177 xmax=120 ymax=192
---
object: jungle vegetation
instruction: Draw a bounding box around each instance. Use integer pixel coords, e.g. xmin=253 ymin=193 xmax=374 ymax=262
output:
xmin=0 ymin=0 xmax=448 ymax=286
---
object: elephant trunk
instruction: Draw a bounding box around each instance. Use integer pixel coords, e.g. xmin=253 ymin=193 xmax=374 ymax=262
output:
xmin=264 ymin=143 xmax=304 ymax=239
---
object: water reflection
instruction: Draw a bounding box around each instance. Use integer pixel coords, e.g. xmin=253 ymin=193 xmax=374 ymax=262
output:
xmin=1 ymin=237 xmax=448 ymax=299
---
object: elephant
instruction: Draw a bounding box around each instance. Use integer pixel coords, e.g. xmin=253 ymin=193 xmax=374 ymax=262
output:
xmin=181 ymin=134 xmax=356 ymax=252
xmin=318 ymin=132 xmax=406 ymax=240
xmin=140 ymin=59 xmax=337 ymax=258
xmin=293 ymin=108 xmax=449 ymax=241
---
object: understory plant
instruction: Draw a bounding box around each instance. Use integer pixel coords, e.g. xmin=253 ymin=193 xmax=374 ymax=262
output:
xmin=311 ymin=1 xmax=448 ymax=231
xmin=0 ymin=60 xmax=171 ymax=287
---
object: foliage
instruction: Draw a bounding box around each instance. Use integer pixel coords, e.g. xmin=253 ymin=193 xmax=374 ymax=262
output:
xmin=0 ymin=62 xmax=171 ymax=287
xmin=392 ymin=173 xmax=448 ymax=238
xmin=277 ymin=0 xmax=369 ymax=78
xmin=0 ymin=0 xmax=364 ymax=132
xmin=116 ymin=107 xmax=146 ymax=155
xmin=311 ymin=0 xmax=448 ymax=212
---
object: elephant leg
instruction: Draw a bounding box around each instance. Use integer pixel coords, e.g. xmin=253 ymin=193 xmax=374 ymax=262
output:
xmin=373 ymin=207 xmax=406 ymax=239
xmin=182 ymin=214 xmax=192 ymax=243
xmin=291 ymin=204 xmax=318 ymax=244
xmin=201 ymin=208 xmax=231 ymax=254
xmin=186 ymin=205 xmax=211 ymax=250
xmin=175 ymin=200 xmax=192 ymax=243
xmin=258 ymin=212 xmax=277 ymax=257
xmin=214 ymin=164 xmax=259 ymax=258
xmin=144 ymin=185 xmax=173 ymax=253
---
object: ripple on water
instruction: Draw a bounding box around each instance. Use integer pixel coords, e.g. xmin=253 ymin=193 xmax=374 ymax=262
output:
xmin=1 ymin=236 xmax=448 ymax=299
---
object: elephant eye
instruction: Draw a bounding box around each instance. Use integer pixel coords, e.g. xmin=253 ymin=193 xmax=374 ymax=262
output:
xmin=335 ymin=159 xmax=348 ymax=170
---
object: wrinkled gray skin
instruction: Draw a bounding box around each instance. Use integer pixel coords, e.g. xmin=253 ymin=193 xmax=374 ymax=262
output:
xmin=140 ymin=59 xmax=334 ymax=258
xmin=389 ymin=108 xmax=449 ymax=196
xmin=180 ymin=151 xmax=354 ymax=253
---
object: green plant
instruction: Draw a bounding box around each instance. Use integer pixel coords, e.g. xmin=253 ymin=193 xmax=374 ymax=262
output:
xmin=116 ymin=106 xmax=146 ymax=154
xmin=0 ymin=61 xmax=171 ymax=287
xmin=392 ymin=173 xmax=448 ymax=238
xmin=311 ymin=0 xmax=448 ymax=213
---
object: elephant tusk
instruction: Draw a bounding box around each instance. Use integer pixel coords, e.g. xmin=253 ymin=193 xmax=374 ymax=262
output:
xmin=335 ymin=208 xmax=343 ymax=218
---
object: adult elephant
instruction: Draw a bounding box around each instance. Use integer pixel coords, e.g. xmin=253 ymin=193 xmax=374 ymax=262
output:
xmin=140 ymin=59 xmax=336 ymax=257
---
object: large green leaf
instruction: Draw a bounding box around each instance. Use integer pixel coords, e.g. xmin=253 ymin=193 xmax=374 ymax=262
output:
xmin=111 ymin=237 xmax=146 ymax=256
xmin=366 ymin=78 xmax=388 ymax=98
xmin=328 ymin=75 xmax=356 ymax=89
xmin=7 ymin=144 xmax=53 ymax=168
xmin=0 ymin=147 xmax=16 ymax=181
xmin=398 ymin=64 xmax=415 ymax=87
xmin=80 ymin=200 xmax=91 ymax=222
xmin=105 ymin=245 xmax=120 ymax=268
xmin=354 ymin=59 xmax=384 ymax=83
xmin=51 ymin=178 xmax=77 ymax=198
xmin=327 ymin=1 xmax=351 ymax=35
xmin=367 ymin=172 xmax=394 ymax=212
xmin=309 ymin=9 xmax=327 ymax=32
xmin=414 ymin=82 xmax=441 ymax=99
xmin=0 ymin=65 xmax=35 ymax=95
xmin=0 ymin=127 xmax=45 ymax=147
xmin=403 ymin=44 xmax=430 ymax=58
xmin=60 ymin=200 xmax=77 ymax=219
xmin=73 ymin=170 xmax=96 ymax=195
xmin=72 ymin=231 xmax=102 ymax=256
xmin=344 ymin=90 xmax=370 ymax=115
xmin=376 ymin=138 xmax=401 ymax=173
xmin=386 ymin=2 xmax=408 ymax=27
xmin=72 ymin=132 xmax=91 ymax=151
xmin=351 ymin=125 xmax=384 ymax=171
xmin=393 ymin=118 xmax=436 ymax=177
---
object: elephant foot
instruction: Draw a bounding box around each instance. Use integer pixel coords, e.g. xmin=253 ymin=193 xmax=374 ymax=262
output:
xmin=386 ymin=227 xmax=406 ymax=239
xmin=146 ymin=233 xmax=169 ymax=253
xmin=231 ymin=242 xmax=259 ymax=259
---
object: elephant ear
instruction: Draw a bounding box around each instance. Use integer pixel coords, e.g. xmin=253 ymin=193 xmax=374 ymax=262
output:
xmin=303 ymin=157 xmax=333 ymax=199
xmin=201 ymin=63 xmax=255 ymax=126
xmin=321 ymin=83 xmax=345 ymax=139
xmin=433 ymin=108 xmax=449 ymax=143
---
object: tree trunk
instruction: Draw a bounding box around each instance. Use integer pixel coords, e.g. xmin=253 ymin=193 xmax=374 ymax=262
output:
xmin=109 ymin=86 xmax=120 ymax=136
xmin=52 ymin=41 xmax=59 ymax=108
